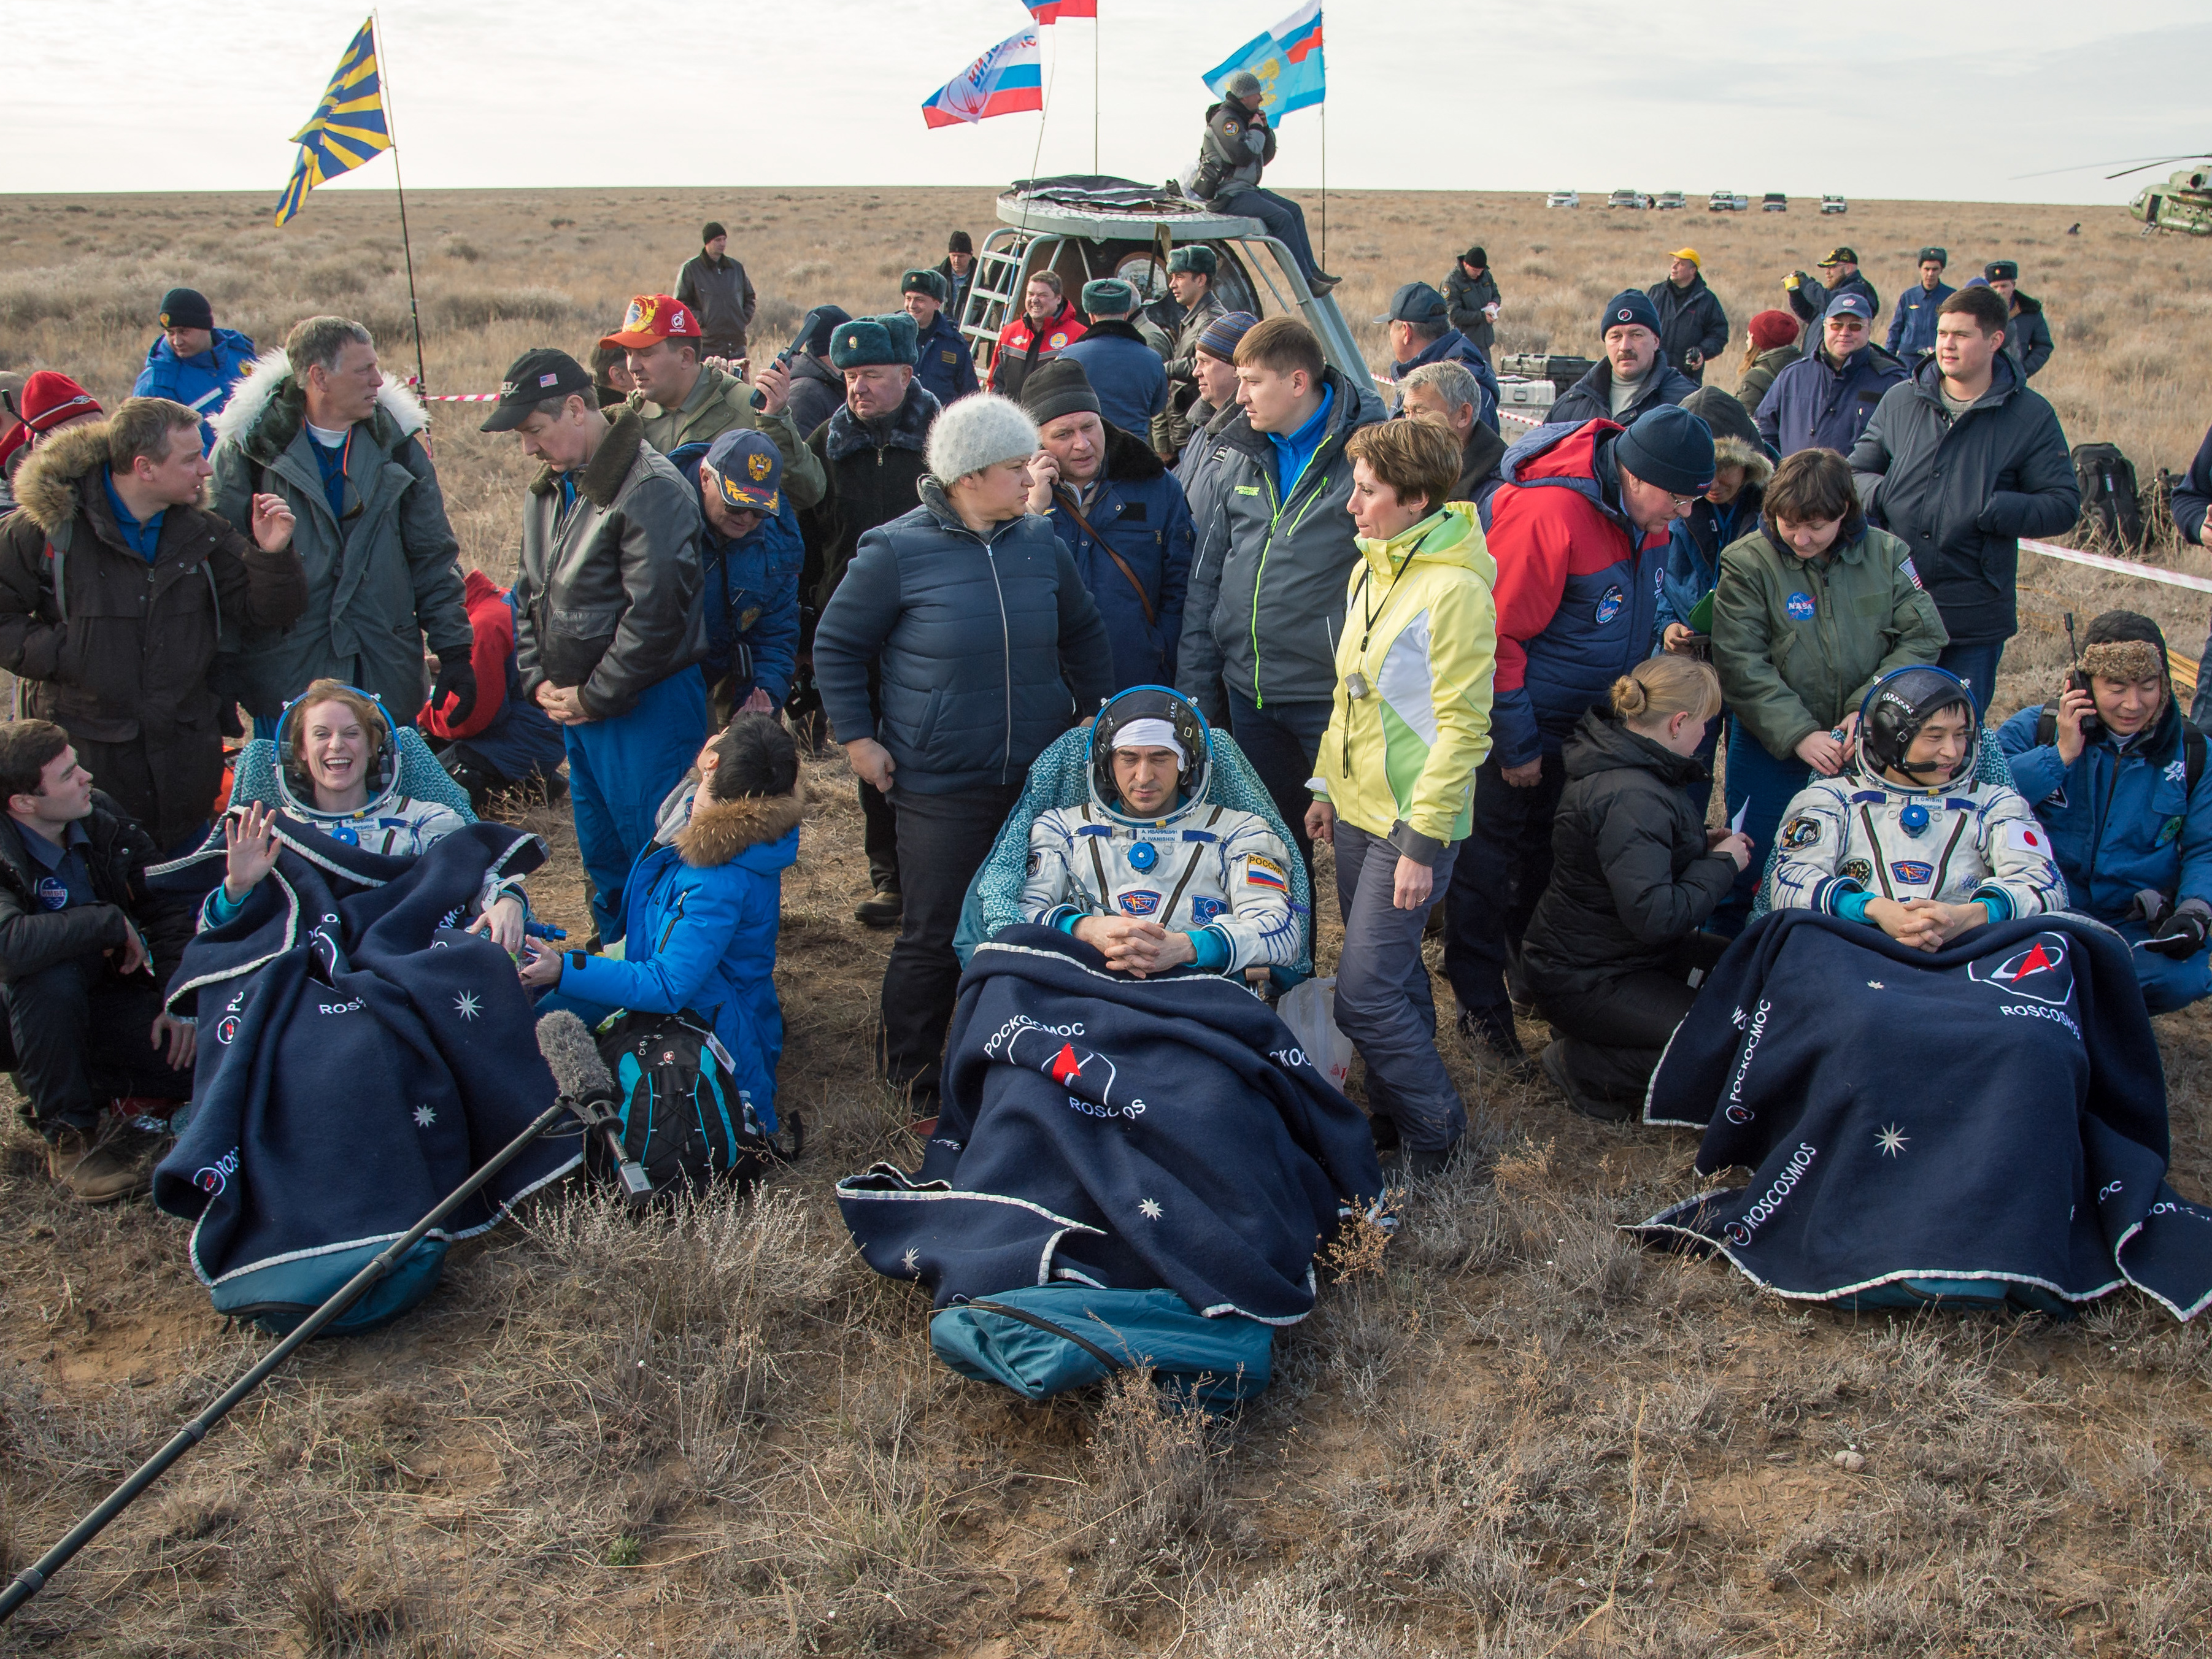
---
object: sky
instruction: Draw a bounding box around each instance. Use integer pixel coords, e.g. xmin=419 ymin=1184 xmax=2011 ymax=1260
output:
xmin=4 ymin=0 xmax=2206 ymax=204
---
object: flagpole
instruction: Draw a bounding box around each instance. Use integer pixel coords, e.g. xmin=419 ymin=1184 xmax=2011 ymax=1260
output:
xmin=371 ymin=10 xmax=428 ymax=399
xmin=1092 ymin=12 xmax=1099 ymax=175
xmin=1319 ymin=105 xmax=1327 ymax=273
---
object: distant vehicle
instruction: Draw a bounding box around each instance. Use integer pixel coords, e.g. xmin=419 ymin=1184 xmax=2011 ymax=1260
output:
xmin=1657 ymin=190 xmax=1687 ymax=210
xmin=1546 ymin=190 xmax=1581 ymax=209
xmin=1821 ymin=194 xmax=1849 ymax=215
xmin=1762 ymin=193 xmax=1789 ymax=213
xmin=1606 ymin=188 xmax=1644 ymax=209
xmin=1708 ymin=190 xmax=1748 ymax=212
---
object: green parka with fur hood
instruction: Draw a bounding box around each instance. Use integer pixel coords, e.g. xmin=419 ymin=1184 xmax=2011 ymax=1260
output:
xmin=209 ymin=349 xmax=473 ymax=722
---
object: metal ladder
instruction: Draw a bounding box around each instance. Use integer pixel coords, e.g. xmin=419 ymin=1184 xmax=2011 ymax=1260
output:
xmin=957 ymin=229 xmax=1063 ymax=374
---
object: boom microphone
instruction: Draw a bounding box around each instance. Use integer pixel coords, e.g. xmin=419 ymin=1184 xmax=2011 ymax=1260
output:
xmin=535 ymin=1008 xmax=616 ymax=1104
xmin=534 ymin=1010 xmax=652 ymax=1198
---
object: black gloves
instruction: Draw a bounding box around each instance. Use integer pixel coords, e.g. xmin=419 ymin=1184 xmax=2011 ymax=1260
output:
xmin=2145 ymin=898 xmax=2211 ymax=960
xmin=430 ymin=656 xmax=478 ymax=725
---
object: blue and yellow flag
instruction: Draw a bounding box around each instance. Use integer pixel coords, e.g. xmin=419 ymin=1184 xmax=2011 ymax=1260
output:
xmin=273 ymin=18 xmax=392 ymax=226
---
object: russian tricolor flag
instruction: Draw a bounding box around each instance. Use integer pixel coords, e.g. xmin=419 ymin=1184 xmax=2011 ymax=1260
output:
xmin=1025 ymin=0 xmax=1097 ymax=20
xmin=1275 ymin=0 xmax=1322 ymax=63
xmin=922 ymin=28 xmax=1045 ymax=128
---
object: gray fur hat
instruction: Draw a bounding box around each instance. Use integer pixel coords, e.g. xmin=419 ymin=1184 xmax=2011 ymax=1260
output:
xmin=925 ymin=392 xmax=1038 ymax=483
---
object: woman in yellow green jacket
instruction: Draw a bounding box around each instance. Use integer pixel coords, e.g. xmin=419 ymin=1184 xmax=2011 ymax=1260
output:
xmin=1306 ymin=421 xmax=1497 ymax=1173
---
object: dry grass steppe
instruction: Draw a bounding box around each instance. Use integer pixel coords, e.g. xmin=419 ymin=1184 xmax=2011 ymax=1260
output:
xmin=4 ymin=186 xmax=2212 ymax=1657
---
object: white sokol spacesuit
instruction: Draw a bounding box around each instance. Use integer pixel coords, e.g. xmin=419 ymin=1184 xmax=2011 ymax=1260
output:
xmin=1020 ymin=696 xmax=1302 ymax=976
xmin=1770 ymin=667 xmax=2067 ymax=923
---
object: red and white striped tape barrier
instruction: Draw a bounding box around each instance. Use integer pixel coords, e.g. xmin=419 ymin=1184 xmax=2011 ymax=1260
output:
xmin=1498 ymin=406 xmax=2210 ymax=595
xmin=2019 ymin=539 xmax=2212 ymax=596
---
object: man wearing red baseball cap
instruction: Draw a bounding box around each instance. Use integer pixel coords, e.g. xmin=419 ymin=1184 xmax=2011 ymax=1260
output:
xmin=601 ymin=294 xmax=823 ymax=507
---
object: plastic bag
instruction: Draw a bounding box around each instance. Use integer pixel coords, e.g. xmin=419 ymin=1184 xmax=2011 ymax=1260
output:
xmin=1275 ymin=975 xmax=1354 ymax=1095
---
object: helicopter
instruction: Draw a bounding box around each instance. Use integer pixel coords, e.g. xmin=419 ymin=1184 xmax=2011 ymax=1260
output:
xmin=2016 ymin=150 xmax=2212 ymax=236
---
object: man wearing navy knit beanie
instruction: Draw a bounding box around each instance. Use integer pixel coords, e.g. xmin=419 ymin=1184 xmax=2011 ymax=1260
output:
xmin=1547 ymin=290 xmax=1698 ymax=428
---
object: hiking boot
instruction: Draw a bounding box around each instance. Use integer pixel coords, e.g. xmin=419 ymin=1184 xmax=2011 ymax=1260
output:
xmin=1541 ymin=1041 xmax=1635 ymax=1123
xmin=1457 ymin=1003 xmax=1526 ymax=1064
xmin=45 ymin=1127 xmax=150 ymax=1204
xmin=855 ymin=885 xmax=904 ymax=929
xmin=1403 ymin=1142 xmax=1460 ymax=1179
xmin=1308 ymin=271 xmax=1342 ymax=296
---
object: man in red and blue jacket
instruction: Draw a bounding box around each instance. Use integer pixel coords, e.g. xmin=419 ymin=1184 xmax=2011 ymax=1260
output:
xmin=1441 ymin=407 xmax=1714 ymax=1058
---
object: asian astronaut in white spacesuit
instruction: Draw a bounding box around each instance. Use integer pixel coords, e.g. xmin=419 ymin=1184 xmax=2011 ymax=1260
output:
xmin=1022 ymin=688 xmax=1302 ymax=979
xmin=1771 ymin=665 xmax=2067 ymax=949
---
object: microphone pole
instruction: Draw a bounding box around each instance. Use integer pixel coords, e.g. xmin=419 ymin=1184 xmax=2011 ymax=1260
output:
xmin=0 ymin=1014 xmax=607 ymax=1625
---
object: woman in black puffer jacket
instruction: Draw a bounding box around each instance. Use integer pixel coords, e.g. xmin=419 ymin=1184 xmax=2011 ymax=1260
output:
xmin=1519 ymin=656 xmax=1749 ymax=1121
xmin=813 ymin=391 xmax=1116 ymax=1115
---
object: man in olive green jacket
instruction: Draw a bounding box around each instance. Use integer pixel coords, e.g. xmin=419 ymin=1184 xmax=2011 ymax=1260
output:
xmin=600 ymin=294 xmax=825 ymax=509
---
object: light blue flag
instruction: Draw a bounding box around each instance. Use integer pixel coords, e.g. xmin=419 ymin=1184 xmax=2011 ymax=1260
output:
xmin=1201 ymin=1 xmax=1324 ymax=119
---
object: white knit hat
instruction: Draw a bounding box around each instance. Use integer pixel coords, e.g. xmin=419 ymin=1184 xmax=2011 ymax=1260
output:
xmin=925 ymin=392 xmax=1039 ymax=484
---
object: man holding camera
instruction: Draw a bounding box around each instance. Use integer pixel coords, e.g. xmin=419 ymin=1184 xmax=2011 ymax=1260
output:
xmin=1998 ymin=610 xmax=2212 ymax=1014
xmin=604 ymin=294 xmax=823 ymax=508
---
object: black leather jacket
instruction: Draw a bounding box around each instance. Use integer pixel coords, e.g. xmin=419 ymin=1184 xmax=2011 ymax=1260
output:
xmin=512 ymin=410 xmax=708 ymax=722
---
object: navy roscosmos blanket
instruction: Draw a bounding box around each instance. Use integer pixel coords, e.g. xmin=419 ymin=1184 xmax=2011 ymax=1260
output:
xmin=149 ymin=822 xmax=580 ymax=1331
xmin=837 ymin=927 xmax=1384 ymax=1325
xmin=1636 ymin=910 xmax=2212 ymax=1320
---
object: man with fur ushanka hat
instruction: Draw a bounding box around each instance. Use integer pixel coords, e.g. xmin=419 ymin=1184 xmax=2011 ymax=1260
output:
xmin=900 ymin=269 xmax=979 ymax=410
xmin=798 ymin=311 xmax=942 ymax=929
xmin=1149 ymin=245 xmax=1228 ymax=458
xmin=1999 ymin=610 xmax=2212 ymax=1013
xmin=210 ymin=316 xmax=476 ymax=734
xmin=1022 ymin=687 xmax=1300 ymax=979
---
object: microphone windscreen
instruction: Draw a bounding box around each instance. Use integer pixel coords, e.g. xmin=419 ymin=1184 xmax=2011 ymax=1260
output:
xmin=536 ymin=1009 xmax=619 ymax=1104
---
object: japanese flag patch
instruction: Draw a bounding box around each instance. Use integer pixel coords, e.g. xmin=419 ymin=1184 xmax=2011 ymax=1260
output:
xmin=2005 ymin=821 xmax=2050 ymax=856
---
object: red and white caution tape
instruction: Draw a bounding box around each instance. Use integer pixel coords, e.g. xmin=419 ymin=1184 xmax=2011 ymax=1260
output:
xmin=399 ymin=377 xmax=508 ymax=404
xmin=2019 ymin=538 xmax=2212 ymax=596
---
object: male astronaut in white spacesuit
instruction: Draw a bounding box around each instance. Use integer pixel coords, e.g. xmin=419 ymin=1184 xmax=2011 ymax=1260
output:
xmin=1022 ymin=688 xmax=1302 ymax=979
xmin=1771 ymin=665 xmax=2066 ymax=948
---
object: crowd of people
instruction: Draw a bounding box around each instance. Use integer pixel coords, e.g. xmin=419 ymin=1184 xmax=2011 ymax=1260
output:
xmin=2 ymin=99 xmax=2212 ymax=1232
